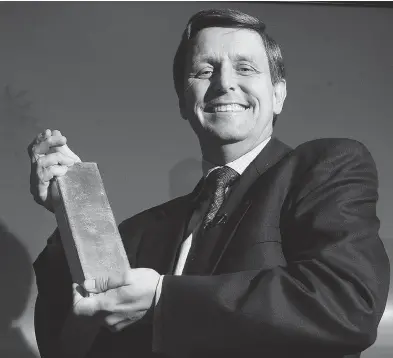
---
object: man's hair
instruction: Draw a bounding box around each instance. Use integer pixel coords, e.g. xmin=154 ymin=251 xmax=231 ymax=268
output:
xmin=173 ymin=8 xmax=286 ymax=124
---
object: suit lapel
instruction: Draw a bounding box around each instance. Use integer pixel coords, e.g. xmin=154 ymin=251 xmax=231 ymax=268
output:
xmin=215 ymin=138 xmax=293 ymax=223
xmin=207 ymin=137 xmax=293 ymax=273
xmin=136 ymin=178 xmax=204 ymax=274
xmin=252 ymin=137 xmax=293 ymax=176
xmin=136 ymin=138 xmax=292 ymax=275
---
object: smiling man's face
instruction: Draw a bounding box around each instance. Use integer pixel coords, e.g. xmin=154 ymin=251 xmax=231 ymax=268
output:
xmin=181 ymin=27 xmax=286 ymax=152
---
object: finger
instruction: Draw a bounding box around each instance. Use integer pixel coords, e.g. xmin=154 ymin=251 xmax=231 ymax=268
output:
xmin=38 ymin=129 xmax=52 ymax=141
xmin=28 ymin=129 xmax=51 ymax=155
xmin=51 ymin=129 xmax=62 ymax=136
xmin=107 ymin=319 xmax=134 ymax=333
xmin=55 ymin=144 xmax=82 ymax=162
xmin=83 ymin=271 xmax=131 ymax=294
xmin=36 ymin=152 xmax=76 ymax=169
xmin=33 ymin=165 xmax=69 ymax=201
xmin=39 ymin=165 xmax=69 ymax=183
xmin=104 ymin=313 xmax=125 ymax=327
xmin=112 ymin=320 xmax=134 ymax=332
xmin=33 ymin=136 xmax=68 ymax=156
xmin=93 ymin=288 xmax=150 ymax=315
xmin=72 ymin=284 xmax=100 ymax=317
xmin=47 ymin=144 xmax=82 ymax=163
xmin=29 ymin=138 xmax=68 ymax=161
xmin=103 ymin=311 xmax=142 ymax=332
xmin=107 ymin=311 xmax=145 ymax=332
xmin=48 ymin=164 xmax=70 ymax=177
xmin=45 ymin=135 xmax=68 ymax=148
xmin=87 ymin=289 xmax=127 ymax=314
xmin=27 ymin=136 xmax=44 ymax=158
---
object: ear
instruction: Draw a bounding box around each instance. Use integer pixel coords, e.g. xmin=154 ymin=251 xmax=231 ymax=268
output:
xmin=272 ymin=80 xmax=287 ymax=115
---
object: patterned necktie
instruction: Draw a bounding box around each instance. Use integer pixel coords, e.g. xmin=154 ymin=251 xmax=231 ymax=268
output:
xmin=200 ymin=166 xmax=240 ymax=230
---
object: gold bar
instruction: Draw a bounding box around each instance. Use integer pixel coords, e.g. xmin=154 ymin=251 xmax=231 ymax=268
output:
xmin=53 ymin=162 xmax=130 ymax=283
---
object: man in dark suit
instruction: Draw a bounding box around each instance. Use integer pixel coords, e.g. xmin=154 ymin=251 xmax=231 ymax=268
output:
xmin=29 ymin=9 xmax=390 ymax=358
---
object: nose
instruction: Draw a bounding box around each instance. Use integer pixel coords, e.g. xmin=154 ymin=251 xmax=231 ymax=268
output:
xmin=212 ymin=65 xmax=236 ymax=93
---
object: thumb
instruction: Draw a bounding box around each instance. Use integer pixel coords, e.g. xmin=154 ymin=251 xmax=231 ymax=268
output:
xmin=49 ymin=143 xmax=82 ymax=163
xmin=59 ymin=143 xmax=82 ymax=163
xmin=83 ymin=272 xmax=129 ymax=293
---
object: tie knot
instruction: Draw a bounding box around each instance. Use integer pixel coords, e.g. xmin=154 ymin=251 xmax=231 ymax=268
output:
xmin=206 ymin=166 xmax=239 ymax=191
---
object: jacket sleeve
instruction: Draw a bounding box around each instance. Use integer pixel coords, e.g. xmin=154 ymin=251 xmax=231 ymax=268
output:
xmin=33 ymin=213 xmax=148 ymax=358
xmin=155 ymin=140 xmax=390 ymax=357
xmin=33 ymin=229 xmax=73 ymax=358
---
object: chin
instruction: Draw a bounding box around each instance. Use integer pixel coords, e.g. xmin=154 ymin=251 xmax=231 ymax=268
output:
xmin=205 ymin=127 xmax=249 ymax=144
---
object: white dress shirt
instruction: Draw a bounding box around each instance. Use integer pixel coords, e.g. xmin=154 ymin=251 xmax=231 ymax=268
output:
xmin=155 ymin=136 xmax=271 ymax=302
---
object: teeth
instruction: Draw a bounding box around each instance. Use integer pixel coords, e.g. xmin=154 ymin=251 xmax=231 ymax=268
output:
xmin=208 ymin=104 xmax=247 ymax=112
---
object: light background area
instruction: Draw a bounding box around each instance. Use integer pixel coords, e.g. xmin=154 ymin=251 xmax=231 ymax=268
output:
xmin=0 ymin=2 xmax=391 ymax=357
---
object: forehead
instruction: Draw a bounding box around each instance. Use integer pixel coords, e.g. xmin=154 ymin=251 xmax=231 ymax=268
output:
xmin=188 ymin=27 xmax=268 ymax=64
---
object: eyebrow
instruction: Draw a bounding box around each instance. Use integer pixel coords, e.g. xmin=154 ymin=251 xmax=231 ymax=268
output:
xmin=191 ymin=53 xmax=259 ymax=67
xmin=232 ymin=54 xmax=259 ymax=63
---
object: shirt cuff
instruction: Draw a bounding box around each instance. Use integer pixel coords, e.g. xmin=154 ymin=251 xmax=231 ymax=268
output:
xmin=155 ymin=275 xmax=164 ymax=306
xmin=152 ymin=275 xmax=165 ymax=352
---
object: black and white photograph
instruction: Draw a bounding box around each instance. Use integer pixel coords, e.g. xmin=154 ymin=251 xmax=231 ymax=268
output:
xmin=0 ymin=2 xmax=392 ymax=358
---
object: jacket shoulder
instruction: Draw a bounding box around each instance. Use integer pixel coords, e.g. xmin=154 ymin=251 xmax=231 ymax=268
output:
xmin=294 ymin=138 xmax=373 ymax=156
xmin=291 ymin=138 xmax=376 ymax=168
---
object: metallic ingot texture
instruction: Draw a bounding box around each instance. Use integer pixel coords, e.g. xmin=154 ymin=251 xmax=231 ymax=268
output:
xmin=53 ymin=162 xmax=130 ymax=283
xmin=52 ymin=162 xmax=131 ymax=358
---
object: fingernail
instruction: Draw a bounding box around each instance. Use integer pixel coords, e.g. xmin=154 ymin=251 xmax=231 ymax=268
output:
xmin=84 ymin=279 xmax=96 ymax=291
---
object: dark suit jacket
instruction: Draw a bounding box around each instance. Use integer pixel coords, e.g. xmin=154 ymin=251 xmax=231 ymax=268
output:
xmin=34 ymin=138 xmax=390 ymax=358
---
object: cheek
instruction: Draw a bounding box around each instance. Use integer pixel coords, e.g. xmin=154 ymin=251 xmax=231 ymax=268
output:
xmin=184 ymin=80 xmax=209 ymax=104
xmin=245 ymin=80 xmax=274 ymax=107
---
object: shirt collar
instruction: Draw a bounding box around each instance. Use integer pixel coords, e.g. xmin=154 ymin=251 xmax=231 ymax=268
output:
xmin=202 ymin=136 xmax=271 ymax=177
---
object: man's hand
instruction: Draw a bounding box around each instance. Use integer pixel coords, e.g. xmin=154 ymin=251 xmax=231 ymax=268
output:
xmin=72 ymin=268 xmax=160 ymax=333
xmin=27 ymin=129 xmax=81 ymax=212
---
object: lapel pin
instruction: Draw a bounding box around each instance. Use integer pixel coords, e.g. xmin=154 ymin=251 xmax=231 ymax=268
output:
xmin=214 ymin=213 xmax=228 ymax=226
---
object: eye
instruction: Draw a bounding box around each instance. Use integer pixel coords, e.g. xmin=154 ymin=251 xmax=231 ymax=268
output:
xmin=237 ymin=65 xmax=255 ymax=74
xmin=196 ymin=68 xmax=214 ymax=79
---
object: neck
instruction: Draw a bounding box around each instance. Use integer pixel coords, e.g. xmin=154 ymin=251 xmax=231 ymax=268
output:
xmin=199 ymin=132 xmax=272 ymax=165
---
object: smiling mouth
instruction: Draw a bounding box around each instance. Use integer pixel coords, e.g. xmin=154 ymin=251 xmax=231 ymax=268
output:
xmin=204 ymin=104 xmax=250 ymax=113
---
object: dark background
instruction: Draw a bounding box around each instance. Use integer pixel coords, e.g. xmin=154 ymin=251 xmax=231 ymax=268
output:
xmin=0 ymin=2 xmax=391 ymax=357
